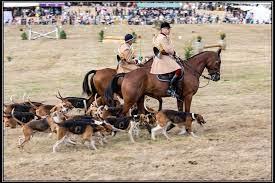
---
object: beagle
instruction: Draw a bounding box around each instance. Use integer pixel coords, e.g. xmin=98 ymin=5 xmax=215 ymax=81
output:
xmin=51 ymin=111 xmax=113 ymax=152
xmin=151 ymin=110 xmax=206 ymax=140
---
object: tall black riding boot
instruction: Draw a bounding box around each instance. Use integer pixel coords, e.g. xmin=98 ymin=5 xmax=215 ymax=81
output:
xmin=167 ymin=74 xmax=179 ymax=98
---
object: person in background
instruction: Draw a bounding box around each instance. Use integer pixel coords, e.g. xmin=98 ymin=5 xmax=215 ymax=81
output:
xmin=116 ymin=34 xmax=142 ymax=73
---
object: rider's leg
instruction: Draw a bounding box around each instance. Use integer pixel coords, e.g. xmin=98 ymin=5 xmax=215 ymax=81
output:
xmin=167 ymin=69 xmax=181 ymax=97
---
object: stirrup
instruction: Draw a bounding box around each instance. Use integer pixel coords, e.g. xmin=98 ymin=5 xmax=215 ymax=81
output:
xmin=167 ymin=89 xmax=179 ymax=98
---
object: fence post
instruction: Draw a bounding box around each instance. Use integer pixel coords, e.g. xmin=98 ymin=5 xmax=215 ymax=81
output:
xmin=28 ymin=26 xmax=32 ymax=40
xmin=56 ymin=25 xmax=59 ymax=39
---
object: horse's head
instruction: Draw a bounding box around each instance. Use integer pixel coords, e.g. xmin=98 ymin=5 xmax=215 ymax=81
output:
xmin=205 ymin=48 xmax=222 ymax=81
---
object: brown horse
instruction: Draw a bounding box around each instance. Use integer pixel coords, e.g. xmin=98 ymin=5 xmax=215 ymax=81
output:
xmin=82 ymin=68 xmax=117 ymax=97
xmin=104 ymin=49 xmax=222 ymax=116
xmin=82 ymin=59 xmax=163 ymax=111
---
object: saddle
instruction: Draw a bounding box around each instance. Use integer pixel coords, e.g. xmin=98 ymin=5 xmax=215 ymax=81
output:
xmin=157 ymin=68 xmax=184 ymax=82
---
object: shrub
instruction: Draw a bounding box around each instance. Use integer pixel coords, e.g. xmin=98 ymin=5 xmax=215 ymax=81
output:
xmin=7 ymin=56 xmax=12 ymax=62
xmin=99 ymin=30 xmax=104 ymax=42
xmin=59 ymin=30 xmax=67 ymax=39
xmin=21 ymin=32 xmax=28 ymax=40
xmin=132 ymin=32 xmax=137 ymax=43
xmin=197 ymin=36 xmax=202 ymax=42
xmin=184 ymin=41 xmax=194 ymax=60
xmin=220 ymin=32 xmax=226 ymax=40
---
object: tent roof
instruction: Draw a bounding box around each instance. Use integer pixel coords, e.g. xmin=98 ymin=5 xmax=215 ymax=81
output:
xmin=39 ymin=3 xmax=65 ymax=7
xmin=233 ymin=5 xmax=254 ymax=11
xmin=137 ymin=2 xmax=182 ymax=8
xmin=4 ymin=2 xmax=39 ymax=7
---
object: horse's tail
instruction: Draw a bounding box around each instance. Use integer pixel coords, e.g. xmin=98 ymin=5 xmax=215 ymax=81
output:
xmin=82 ymin=70 xmax=97 ymax=96
xmin=104 ymin=73 xmax=125 ymax=107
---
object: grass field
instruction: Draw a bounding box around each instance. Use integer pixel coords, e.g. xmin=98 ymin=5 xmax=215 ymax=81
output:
xmin=3 ymin=23 xmax=272 ymax=181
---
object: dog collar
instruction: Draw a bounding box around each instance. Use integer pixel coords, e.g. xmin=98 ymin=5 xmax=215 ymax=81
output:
xmin=191 ymin=113 xmax=196 ymax=120
xmin=83 ymin=100 xmax=87 ymax=110
xmin=94 ymin=120 xmax=103 ymax=125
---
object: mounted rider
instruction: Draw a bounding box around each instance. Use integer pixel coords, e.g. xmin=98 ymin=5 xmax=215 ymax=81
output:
xmin=150 ymin=22 xmax=183 ymax=98
xmin=116 ymin=34 xmax=142 ymax=74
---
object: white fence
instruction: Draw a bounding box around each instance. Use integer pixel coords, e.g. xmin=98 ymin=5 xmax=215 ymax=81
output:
xmin=27 ymin=25 xmax=59 ymax=40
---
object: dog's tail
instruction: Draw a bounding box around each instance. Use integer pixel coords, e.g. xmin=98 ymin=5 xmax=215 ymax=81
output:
xmin=27 ymin=99 xmax=38 ymax=109
xmin=11 ymin=108 xmax=25 ymax=126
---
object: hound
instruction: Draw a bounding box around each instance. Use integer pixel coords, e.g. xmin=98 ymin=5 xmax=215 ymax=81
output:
xmin=11 ymin=101 xmax=74 ymax=149
xmin=55 ymin=90 xmax=96 ymax=111
xmin=104 ymin=114 xmax=145 ymax=143
xmin=11 ymin=109 xmax=58 ymax=149
xmin=151 ymin=110 xmax=206 ymax=141
xmin=4 ymin=95 xmax=44 ymax=114
xmin=3 ymin=111 xmax=38 ymax=128
xmin=51 ymin=111 xmax=114 ymax=152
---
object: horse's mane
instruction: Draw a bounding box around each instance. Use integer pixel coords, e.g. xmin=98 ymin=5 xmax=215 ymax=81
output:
xmin=186 ymin=51 xmax=209 ymax=61
xmin=142 ymin=51 xmax=215 ymax=66
xmin=142 ymin=57 xmax=154 ymax=67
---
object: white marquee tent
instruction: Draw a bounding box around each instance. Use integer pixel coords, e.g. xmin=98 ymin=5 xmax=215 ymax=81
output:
xmin=4 ymin=2 xmax=39 ymax=7
xmin=249 ymin=5 xmax=271 ymax=23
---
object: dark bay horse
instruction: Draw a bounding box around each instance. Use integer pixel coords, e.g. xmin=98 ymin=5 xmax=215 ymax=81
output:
xmin=104 ymin=49 xmax=222 ymax=116
xmin=82 ymin=58 xmax=163 ymax=110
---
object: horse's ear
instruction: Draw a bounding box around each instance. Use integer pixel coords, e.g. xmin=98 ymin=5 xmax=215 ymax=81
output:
xmin=117 ymin=55 xmax=121 ymax=62
xmin=153 ymin=47 xmax=160 ymax=56
xmin=217 ymin=48 xmax=222 ymax=56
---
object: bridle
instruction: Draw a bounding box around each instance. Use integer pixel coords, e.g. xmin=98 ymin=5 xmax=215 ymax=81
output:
xmin=175 ymin=55 xmax=220 ymax=81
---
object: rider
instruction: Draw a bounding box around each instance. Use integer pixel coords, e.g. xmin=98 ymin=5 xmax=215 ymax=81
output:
xmin=116 ymin=34 xmax=142 ymax=74
xmin=150 ymin=22 xmax=182 ymax=98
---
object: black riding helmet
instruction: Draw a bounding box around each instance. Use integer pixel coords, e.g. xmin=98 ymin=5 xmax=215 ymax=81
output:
xmin=125 ymin=34 xmax=135 ymax=43
xmin=160 ymin=22 xmax=171 ymax=29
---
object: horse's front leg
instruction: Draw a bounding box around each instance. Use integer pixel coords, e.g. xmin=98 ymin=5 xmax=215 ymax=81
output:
xmin=122 ymin=102 xmax=135 ymax=117
xmin=177 ymin=98 xmax=184 ymax=112
xmin=184 ymin=94 xmax=193 ymax=113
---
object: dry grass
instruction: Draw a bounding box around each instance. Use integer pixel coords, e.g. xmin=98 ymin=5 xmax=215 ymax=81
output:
xmin=3 ymin=23 xmax=271 ymax=181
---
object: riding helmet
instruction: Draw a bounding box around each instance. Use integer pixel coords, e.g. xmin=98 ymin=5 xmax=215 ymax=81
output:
xmin=160 ymin=22 xmax=171 ymax=29
xmin=125 ymin=34 xmax=135 ymax=42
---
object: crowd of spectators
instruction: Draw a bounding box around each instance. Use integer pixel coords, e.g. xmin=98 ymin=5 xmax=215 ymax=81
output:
xmin=4 ymin=2 xmax=271 ymax=26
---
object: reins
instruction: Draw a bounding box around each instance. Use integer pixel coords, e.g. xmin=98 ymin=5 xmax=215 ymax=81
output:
xmin=176 ymin=56 xmax=211 ymax=80
xmin=175 ymin=56 xmax=212 ymax=88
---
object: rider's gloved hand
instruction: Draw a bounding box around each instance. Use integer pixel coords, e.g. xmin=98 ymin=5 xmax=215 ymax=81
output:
xmin=134 ymin=57 xmax=142 ymax=65
xmin=134 ymin=58 xmax=139 ymax=65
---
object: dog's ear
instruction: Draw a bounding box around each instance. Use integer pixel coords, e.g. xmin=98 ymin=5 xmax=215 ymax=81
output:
xmin=50 ymin=105 xmax=58 ymax=113
xmin=96 ymin=125 xmax=106 ymax=132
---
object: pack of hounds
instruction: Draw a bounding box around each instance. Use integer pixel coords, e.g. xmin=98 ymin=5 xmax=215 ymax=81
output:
xmin=3 ymin=92 xmax=206 ymax=153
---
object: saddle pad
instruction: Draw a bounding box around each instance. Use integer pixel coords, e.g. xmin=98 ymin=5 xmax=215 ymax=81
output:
xmin=157 ymin=68 xmax=184 ymax=82
xmin=157 ymin=72 xmax=175 ymax=82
